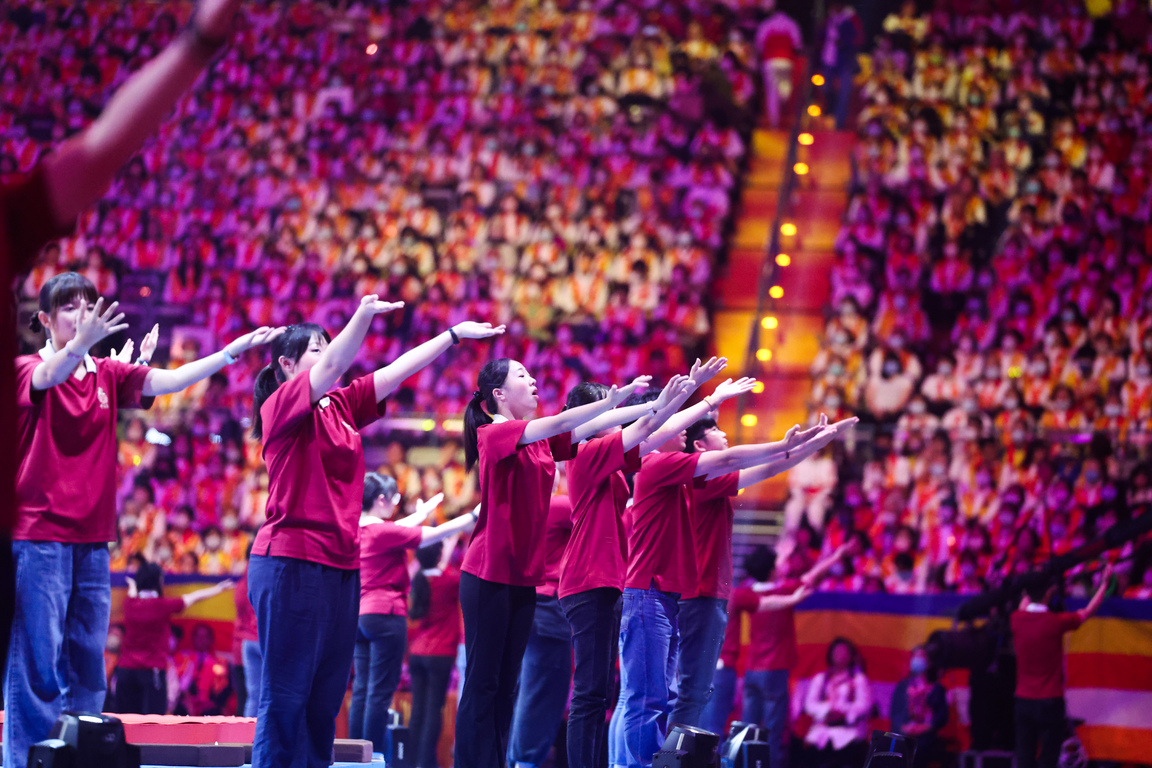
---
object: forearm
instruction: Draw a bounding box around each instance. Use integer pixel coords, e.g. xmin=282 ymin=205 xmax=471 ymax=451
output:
xmin=313 ymin=311 xmax=373 ymax=391
xmin=31 ymin=347 xmax=86 ymax=390
xmin=522 ymin=396 xmax=617 ymax=444
xmin=757 ymin=594 xmax=803 ymax=612
xmin=705 ymin=439 xmax=790 ymax=476
xmin=802 ymin=548 xmax=847 ymax=587
xmin=45 ymin=33 xmax=215 ymax=227
xmin=1079 ymin=579 xmax=1109 ymax=620
xmin=574 ymin=403 xmax=651 ymax=443
xmin=396 ymin=508 xmax=433 ymax=528
xmin=181 ymin=586 xmax=222 ymax=607
xmin=420 ymin=511 xmax=476 ymax=546
xmin=144 ymin=351 xmax=230 ymax=396
xmin=641 ymin=397 xmax=709 ymax=451
xmin=375 ymin=332 xmax=453 ymax=400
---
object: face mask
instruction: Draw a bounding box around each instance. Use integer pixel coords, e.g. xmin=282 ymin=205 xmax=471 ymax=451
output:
xmin=938 ymin=363 xmax=953 ymax=375
xmin=960 ymin=564 xmax=976 ymax=578
xmin=910 ymin=401 xmax=926 ymax=414
xmin=884 ymin=362 xmax=901 ymax=376
xmin=1084 ymin=470 xmax=1101 ymax=483
xmin=910 ymin=657 xmax=928 ymax=675
xmin=829 ymin=363 xmax=845 ymax=377
xmin=1005 ymin=398 xmax=1019 ymax=409
xmin=1105 ymin=404 xmax=1122 ymax=417
xmin=1137 ymin=366 xmax=1151 ymax=377
xmin=962 ymin=400 xmax=977 ymax=412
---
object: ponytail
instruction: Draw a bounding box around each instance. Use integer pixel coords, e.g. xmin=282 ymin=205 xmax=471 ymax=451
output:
xmin=409 ymin=542 xmax=444 ymax=620
xmin=250 ymin=322 xmax=330 ymax=441
xmin=463 ymin=358 xmax=511 ymax=472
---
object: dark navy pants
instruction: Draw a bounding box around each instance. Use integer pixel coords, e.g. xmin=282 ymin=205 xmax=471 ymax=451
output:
xmin=249 ymin=554 xmax=359 ymax=768
xmin=670 ymin=597 xmax=728 ymax=729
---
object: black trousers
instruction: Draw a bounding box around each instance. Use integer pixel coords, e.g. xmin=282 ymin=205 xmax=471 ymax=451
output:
xmin=409 ymin=655 xmax=455 ymax=768
xmin=1015 ymin=697 xmax=1066 ymax=768
xmin=561 ymin=587 xmax=622 ymax=768
xmin=112 ymin=667 xmax=168 ymax=715
xmin=455 ymin=572 xmax=537 ymax=768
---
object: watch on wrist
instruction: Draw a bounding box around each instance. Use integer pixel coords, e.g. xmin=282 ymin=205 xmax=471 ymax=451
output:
xmin=449 ymin=327 xmax=461 ymax=345
xmin=221 ymin=347 xmax=238 ymax=365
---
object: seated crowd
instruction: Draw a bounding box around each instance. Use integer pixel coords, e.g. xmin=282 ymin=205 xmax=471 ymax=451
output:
xmin=795 ymin=0 xmax=1152 ymax=599
xmin=1 ymin=0 xmax=780 ymax=574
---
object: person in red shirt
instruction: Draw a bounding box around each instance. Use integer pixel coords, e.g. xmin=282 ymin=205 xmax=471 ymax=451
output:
xmin=248 ymin=305 xmax=502 ymax=767
xmin=233 ymin=542 xmax=260 ymax=718
xmin=113 ymin=561 xmax=233 ymax=715
xmin=2 ymin=1 xmax=251 ymax=763
xmin=350 ymin=474 xmax=475 ymax=752
xmin=730 ymin=544 xmax=855 ymax=768
xmin=673 ymin=414 xmax=857 ymax=730
xmin=1011 ymin=564 xmax=1113 ymax=768
xmin=408 ymin=542 xmax=462 ymax=768
xmin=456 ymin=357 xmax=650 ymax=768
xmin=612 ymin=395 xmax=853 ymax=768
xmin=10 ymin=270 xmax=277 ymax=758
xmin=558 ymin=373 xmax=702 ymax=768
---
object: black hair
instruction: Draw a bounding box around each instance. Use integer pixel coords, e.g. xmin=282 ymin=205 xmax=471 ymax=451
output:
xmin=30 ymin=272 xmax=99 ymax=333
xmin=565 ymin=381 xmax=610 ymax=410
xmin=363 ymin=472 xmax=399 ymax=512
xmin=251 ymin=323 xmax=330 ymax=440
xmin=826 ymin=636 xmax=863 ymax=671
xmin=1024 ymin=576 xmax=1056 ymax=604
xmin=463 ymin=358 xmax=512 ymax=472
xmin=409 ymin=542 xmax=444 ymax=620
xmin=744 ymin=545 xmax=777 ymax=582
xmin=135 ymin=561 xmax=164 ymax=594
xmin=685 ymin=417 xmax=718 ymax=454
xmin=894 ymin=552 xmax=915 ymax=572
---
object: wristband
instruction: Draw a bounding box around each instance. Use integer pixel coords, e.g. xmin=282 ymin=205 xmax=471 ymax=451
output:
xmin=786 ymin=449 xmax=791 ymax=460
xmin=221 ymin=347 xmax=237 ymax=365
xmin=136 ymin=357 xmax=150 ymax=367
xmin=64 ymin=344 xmax=85 ymax=361
xmin=449 ymin=327 xmax=461 ymax=345
xmin=703 ymin=396 xmax=714 ymax=410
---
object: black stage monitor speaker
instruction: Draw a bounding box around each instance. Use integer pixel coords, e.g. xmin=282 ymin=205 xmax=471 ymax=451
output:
xmin=862 ymin=730 xmax=916 ymax=768
xmin=383 ymin=708 xmax=411 ymax=768
xmin=653 ymin=724 xmax=722 ymax=768
xmin=721 ymin=723 xmax=770 ymax=768
xmin=28 ymin=712 xmax=141 ymax=768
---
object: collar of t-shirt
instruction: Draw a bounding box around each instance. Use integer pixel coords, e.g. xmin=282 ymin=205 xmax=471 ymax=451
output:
xmin=359 ymin=513 xmax=383 ymax=528
xmin=421 ymin=567 xmax=443 ymax=577
xmin=1024 ymin=602 xmax=1050 ymax=613
xmin=39 ymin=339 xmax=96 ymax=373
xmin=491 ymin=414 xmax=509 ymax=424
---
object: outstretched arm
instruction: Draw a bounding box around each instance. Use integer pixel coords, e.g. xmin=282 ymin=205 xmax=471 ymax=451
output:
xmin=44 ymin=0 xmax=244 ymax=228
xmin=624 ymin=376 xmax=696 ymax=452
xmin=733 ymin=417 xmax=859 ymax=488
xmin=419 ymin=508 xmax=478 ymax=546
xmin=520 ymin=376 xmax=651 ymax=445
xmin=698 ymin=416 xmax=857 ymax=477
xmin=638 ymin=357 xmax=730 ymax=450
xmin=572 ymin=374 xmax=690 ymax=445
xmin=396 ymin=494 xmax=445 ymax=528
xmin=751 ymin=583 xmax=812 ymax=612
xmin=375 ymin=322 xmax=505 ymax=402
xmin=1077 ymin=563 xmax=1114 ymax=623
xmin=800 ymin=539 xmax=859 ymax=588
xmin=32 ymin=297 xmax=129 ymax=390
xmin=181 ymin=579 xmax=234 ymax=609
xmin=310 ymin=295 xmax=403 ymax=403
xmin=144 ymin=326 xmax=284 ymax=396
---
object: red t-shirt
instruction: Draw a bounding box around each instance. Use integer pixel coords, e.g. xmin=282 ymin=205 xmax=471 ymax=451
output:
xmin=461 ymin=419 xmax=574 ymax=586
xmin=718 ymin=605 xmax=742 ymax=668
xmin=360 ymin=520 xmax=423 ymax=615
xmin=119 ymin=596 xmax=185 ymax=670
xmin=1 ymin=168 xmax=73 ymax=534
xmin=538 ymin=495 xmax=574 ymax=598
xmin=1011 ymin=608 xmax=1082 ymax=699
xmin=626 ymin=451 xmax=702 ymax=596
xmin=409 ymin=566 xmax=462 ymax=657
xmin=560 ymin=432 xmax=641 ymax=599
xmin=14 ymin=354 xmax=151 ymax=542
xmin=253 ymin=373 xmax=386 ymax=569
xmin=692 ymin=472 xmax=740 ymax=600
xmin=731 ymin=578 xmax=801 ymax=671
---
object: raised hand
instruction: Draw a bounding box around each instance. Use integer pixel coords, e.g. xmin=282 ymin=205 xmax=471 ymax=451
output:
xmin=111 ymin=338 xmax=135 ymax=363
xmin=416 ymin=493 xmax=445 ymax=519
xmin=225 ymin=326 xmax=287 ymax=357
xmin=606 ymin=375 xmax=653 ymax=408
xmin=139 ymin=323 xmax=160 ymax=363
xmin=712 ymin=376 xmax=758 ymax=404
xmin=72 ymin=297 xmax=129 ymax=352
xmin=357 ymin=295 xmax=405 ymax=317
xmin=214 ymin=579 xmax=236 ymax=592
xmin=689 ymin=356 xmax=728 ymax=388
xmin=653 ymin=374 xmax=692 ymax=411
xmin=787 ymin=413 xmax=829 ymax=446
xmin=191 ymin=0 xmax=244 ymax=41
xmin=453 ymin=321 xmax=507 ymax=340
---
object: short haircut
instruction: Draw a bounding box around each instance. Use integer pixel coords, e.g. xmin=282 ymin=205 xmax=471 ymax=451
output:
xmin=744 ymin=545 xmax=777 ymax=582
xmin=685 ymin=417 xmax=718 ymax=453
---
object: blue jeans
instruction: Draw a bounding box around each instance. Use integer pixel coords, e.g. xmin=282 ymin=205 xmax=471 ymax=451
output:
xmin=508 ymin=596 xmax=573 ymax=767
xmin=743 ymin=669 xmax=791 ymax=768
xmin=609 ymin=586 xmax=680 ymax=768
xmin=700 ymin=666 xmax=737 ymax=736
xmin=670 ymin=597 xmax=727 ymax=729
xmin=562 ymin=588 xmax=622 ymax=768
xmin=3 ymin=542 xmax=111 ymax=768
xmin=249 ymin=554 xmax=359 ymax=768
xmin=242 ymin=639 xmax=263 ymax=718
xmin=349 ymin=613 xmax=409 ymax=749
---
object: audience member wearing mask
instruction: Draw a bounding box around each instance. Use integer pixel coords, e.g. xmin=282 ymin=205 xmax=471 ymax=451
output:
xmin=889 ymin=646 xmax=949 ymax=768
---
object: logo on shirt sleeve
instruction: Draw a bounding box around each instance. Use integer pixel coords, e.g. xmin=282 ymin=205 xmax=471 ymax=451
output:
xmin=98 ymin=386 xmax=110 ymax=410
